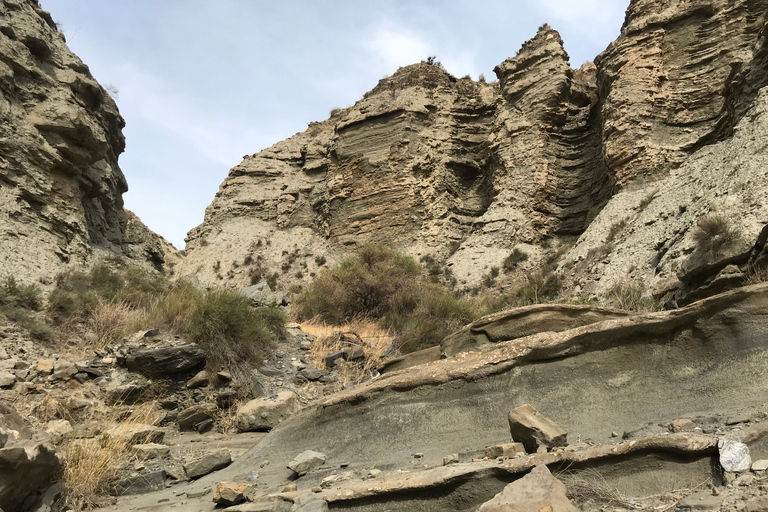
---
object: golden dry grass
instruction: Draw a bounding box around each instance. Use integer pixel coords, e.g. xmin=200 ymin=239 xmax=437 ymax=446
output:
xmin=300 ymin=318 xmax=394 ymax=393
xmin=61 ymin=401 xmax=162 ymax=511
xmin=88 ymin=300 xmax=150 ymax=349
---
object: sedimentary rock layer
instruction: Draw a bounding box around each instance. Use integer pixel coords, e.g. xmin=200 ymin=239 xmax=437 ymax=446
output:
xmin=182 ymin=0 xmax=768 ymax=292
xmin=0 ymin=0 xmax=166 ymax=284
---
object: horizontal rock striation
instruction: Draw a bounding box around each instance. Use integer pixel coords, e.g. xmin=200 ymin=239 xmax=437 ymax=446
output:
xmin=183 ymin=0 xmax=768 ymax=293
xmin=0 ymin=0 xmax=167 ymax=284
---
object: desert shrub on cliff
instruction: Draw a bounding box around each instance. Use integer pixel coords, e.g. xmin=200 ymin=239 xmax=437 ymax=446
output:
xmin=294 ymin=244 xmax=479 ymax=352
xmin=0 ymin=276 xmax=52 ymax=340
xmin=503 ymin=248 xmax=529 ymax=273
xmin=184 ymin=290 xmax=285 ymax=376
xmin=693 ymin=214 xmax=741 ymax=256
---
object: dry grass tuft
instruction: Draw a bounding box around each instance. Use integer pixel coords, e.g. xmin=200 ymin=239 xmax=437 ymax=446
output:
xmin=61 ymin=402 xmax=161 ymax=511
xmin=744 ymin=265 xmax=768 ymax=286
xmin=302 ymin=318 xmax=394 ymax=392
xmin=88 ymin=301 xmax=149 ymax=349
xmin=564 ymin=468 xmax=635 ymax=508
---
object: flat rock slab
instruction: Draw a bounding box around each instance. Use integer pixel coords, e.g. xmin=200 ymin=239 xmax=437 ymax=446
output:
xmin=105 ymin=424 xmax=164 ymax=446
xmin=125 ymin=344 xmax=206 ymax=376
xmin=183 ymin=449 xmax=232 ymax=479
xmin=110 ymin=470 xmax=166 ymax=496
xmin=508 ymin=404 xmax=567 ymax=453
xmin=441 ymin=304 xmax=634 ymax=357
xmin=478 ymin=464 xmax=577 ymax=512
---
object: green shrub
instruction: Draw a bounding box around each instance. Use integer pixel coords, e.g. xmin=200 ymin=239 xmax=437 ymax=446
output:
xmin=503 ymin=249 xmax=528 ymax=273
xmin=693 ymin=214 xmax=741 ymax=256
xmin=183 ymin=290 xmax=285 ymax=376
xmin=0 ymin=276 xmax=42 ymax=310
xmin=295 ymin=244 xmax=480 ymax=353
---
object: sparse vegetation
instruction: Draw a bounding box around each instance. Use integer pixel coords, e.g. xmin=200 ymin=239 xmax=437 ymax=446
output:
xmin=0 ymin=276 xmax=51 ymax=340
xmin=46 ymin=263 xmax=285 ymax=374
xmin=503 ymin=248 xmax=529 ymax=273
xmin=422 ymin=56 xmax=446 ymax=71
xmin=606 ymin=219 xmax=628 ymax=243
xmin=294 ymin=244 xmax=480 ymax=353
xmin=315 ymin=255 xmax=327 ymax=266
xmin=693 ymin=214 xmax=741 ymax=256
xmin=604 ymin=281 xmax=659 ymax=312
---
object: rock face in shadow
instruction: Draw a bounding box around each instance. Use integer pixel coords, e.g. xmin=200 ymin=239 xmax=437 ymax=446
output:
xmin=0 ymin=0 xmax=168 ymax=284
xmin=182 ymin=0 xmax=768 ymax=294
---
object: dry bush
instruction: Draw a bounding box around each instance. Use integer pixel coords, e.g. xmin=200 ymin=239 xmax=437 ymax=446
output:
xmin=503 ymin=248 xmax=528 ymax=273
xmin=303 ymin=319 xmax=394 ymax=392
xmin=605 ymin=281 xmax=659 ymax=312
xmin=744 ymin=265 xmax=768 ymax=285
xmin=88 ymin=301 xmax=149 ymax=349
xmin=564 ymin=468 xmax=635 ymax=508
xmin=61 ymin=402 xmax=160 ymax=510
xmin=693 ymin=214 xmax=741 ymax=256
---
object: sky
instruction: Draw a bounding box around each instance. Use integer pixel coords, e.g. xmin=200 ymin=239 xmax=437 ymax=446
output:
xmin=42 ymin=0 xmax=629 ymax=249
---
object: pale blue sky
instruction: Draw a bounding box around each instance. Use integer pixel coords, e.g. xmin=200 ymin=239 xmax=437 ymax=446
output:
xmin=42 ymin=0 xmax=628 ymax=248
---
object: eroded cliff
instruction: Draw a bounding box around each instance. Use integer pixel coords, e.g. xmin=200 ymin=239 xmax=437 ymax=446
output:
xmin=0 ymin=0 xmax=167 ymax=285
xmin=182 ymin=0 xmax=768 ymax=298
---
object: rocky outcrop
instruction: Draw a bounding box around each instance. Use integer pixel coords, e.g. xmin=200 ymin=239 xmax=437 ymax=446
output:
xmin=441 ymin=304 xmax=634 ymax=357
xmin=0 ymin=0 xmax=168 ymax=285
xmin=182 ymin=0 xmax=768 ymax=295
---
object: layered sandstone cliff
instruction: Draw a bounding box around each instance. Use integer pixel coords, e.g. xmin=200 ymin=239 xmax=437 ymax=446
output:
xmin=0 ymin=0 xmax=167 ymax=285
xmin=183 ymin=0 xmax=768 ymax=297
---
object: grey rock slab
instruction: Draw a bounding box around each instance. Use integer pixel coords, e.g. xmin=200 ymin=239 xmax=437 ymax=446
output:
xmin=718 ymin=438 xmax=751 ymax=472
xmin=0 ymin=443 xmax=62 ymax=512
xmin=125 ymin=343 xmax=206 ymax=376
xmin=508 ymin=404 xmax=567 ymax=453
xmin=287 ymin=450 xmax=326 ymax=476
xmin=131 ymin=443 xmax=171 ymax=460
xmin=110 ymin=470 xmax=166 ymax=496
xmin=183 ymin=449 xmax=232 ymax=479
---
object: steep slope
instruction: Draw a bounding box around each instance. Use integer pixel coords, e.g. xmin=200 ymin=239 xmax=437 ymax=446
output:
xmin=0 ymin=0 xmax=167 ymax=285
xmin=182 ymin=0 xmax=768 ymax=298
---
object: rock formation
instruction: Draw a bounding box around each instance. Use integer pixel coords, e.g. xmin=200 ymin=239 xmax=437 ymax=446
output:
xmin=182 ymin=0 xmax=768 ymax=297
xmin=0 ymin=0 xmax=169 ymax=285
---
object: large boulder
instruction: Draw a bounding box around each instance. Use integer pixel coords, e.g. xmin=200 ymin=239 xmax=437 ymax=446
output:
xmin=236 ymin=391 xmax=301 ymax=432
xmin=478 ymin=464 xmax=577 ymax=512
xmin=441 ymin=304 xmax=633 ymax=357
xmin=0 ymin=443 xmax=62 ymax=512
xmin=241 ymin=282 xmax=279 ymax=307
xmin=125 ymin=344 xmax=206 ymax=376
xmin=508 ymin=404 xmax=567 ymax=453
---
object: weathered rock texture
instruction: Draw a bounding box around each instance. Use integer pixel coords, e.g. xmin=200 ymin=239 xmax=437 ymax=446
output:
xmin=182 ymin=0 xmax=768 ymax=295
xmin=0 ymin=0 xmax=168 ymax=285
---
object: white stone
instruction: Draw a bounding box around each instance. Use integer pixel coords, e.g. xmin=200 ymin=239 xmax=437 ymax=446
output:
xmin=719 ymin=438 xmax=751 ymax=472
